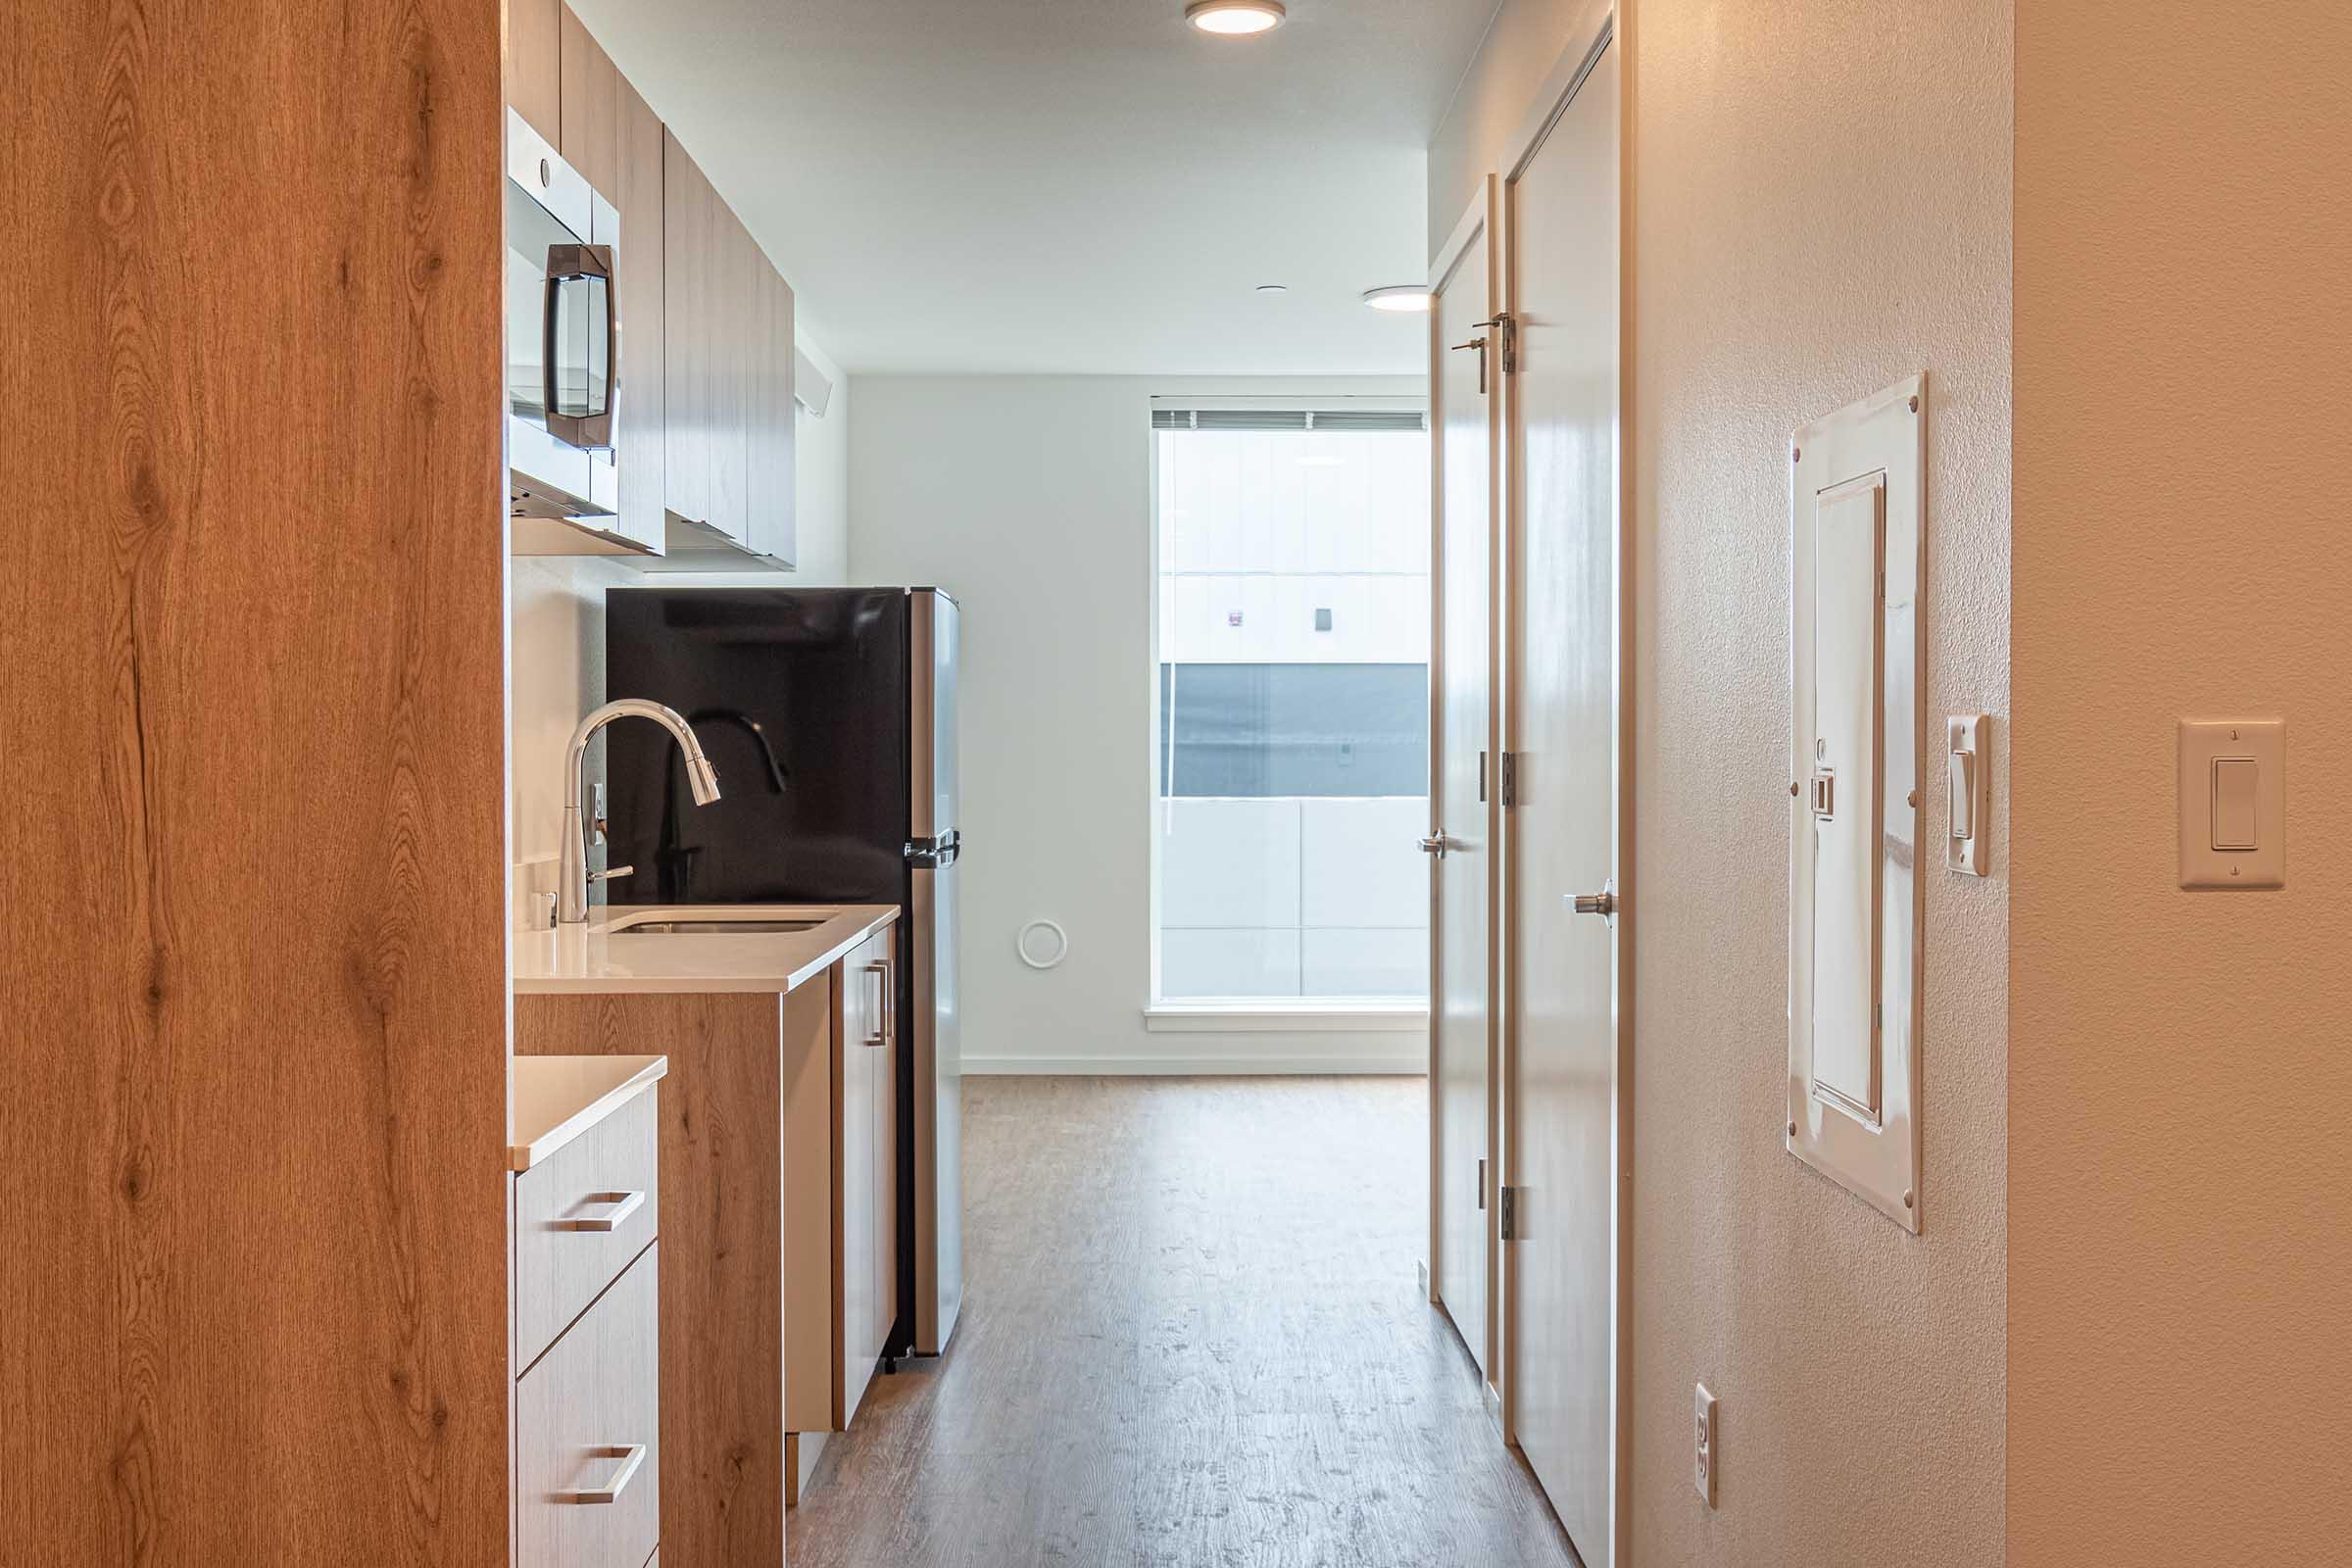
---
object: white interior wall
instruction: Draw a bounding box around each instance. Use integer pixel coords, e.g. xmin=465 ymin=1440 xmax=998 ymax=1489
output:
xmin=848 ymin=374 xmax=1431 ymax=1074
xmin=510 ymin=323 xmax=853 ymax=883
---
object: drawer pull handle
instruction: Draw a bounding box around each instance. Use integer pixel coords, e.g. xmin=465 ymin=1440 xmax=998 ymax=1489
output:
xmin=557 ymin=1190 xmax=645 ymax=1233
xmin=555 ymin=1443 xmax=647 ymax=1504
xmin=863 ymin=957 xmax=894 ymax=1048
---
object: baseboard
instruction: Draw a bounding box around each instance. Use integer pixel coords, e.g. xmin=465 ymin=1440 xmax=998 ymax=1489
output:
xmin=961 ymin=1051 xmax=1428 ymax=1076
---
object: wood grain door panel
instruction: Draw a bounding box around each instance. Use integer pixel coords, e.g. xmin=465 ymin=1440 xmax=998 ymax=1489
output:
xmin=7 ymin=2 xmax=511 ymax=1559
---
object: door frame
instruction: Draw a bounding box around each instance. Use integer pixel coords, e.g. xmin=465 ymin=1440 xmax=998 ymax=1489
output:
xmin=1426 ymin=175 xmax=1504 ymax=1390
xmin=1494 ymin=0 xmax=1633 ymax=1555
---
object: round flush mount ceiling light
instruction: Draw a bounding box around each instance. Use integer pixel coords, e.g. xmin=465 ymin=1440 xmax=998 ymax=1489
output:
xmin=1360 ymin=285 xmax=1432 ymax=314
xmin=1186 ymin=1 xmax=1286 ymax=36
xmin=1254 ymin=283 xmax=1290 ymax=295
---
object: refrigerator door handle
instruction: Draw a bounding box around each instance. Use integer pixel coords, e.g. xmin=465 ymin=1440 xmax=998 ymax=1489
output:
xmin=905 ymin=833 xmax=959 ymax=868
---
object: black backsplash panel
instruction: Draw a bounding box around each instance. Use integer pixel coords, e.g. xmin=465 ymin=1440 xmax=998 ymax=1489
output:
xmin=605 ymin=588 xmax=911 ymax=906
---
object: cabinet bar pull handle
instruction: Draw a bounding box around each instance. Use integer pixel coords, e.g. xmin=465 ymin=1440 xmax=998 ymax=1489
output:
xmin=555 ymin=1443 xmax=647 ymax=1504
xmin=556 ymin=1190 xmax=644 ymax=1233
xmin=863 ymin=958 xmax=893 ymax=1048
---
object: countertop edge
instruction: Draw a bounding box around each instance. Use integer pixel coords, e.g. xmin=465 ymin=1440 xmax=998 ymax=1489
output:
xmin=778 ymin=906 xmax=901 ymax=993
xmin=512 ymin=905 xmax=901 ymax=996
xmin=509 ymin=1054 xmax=668 ymax=1172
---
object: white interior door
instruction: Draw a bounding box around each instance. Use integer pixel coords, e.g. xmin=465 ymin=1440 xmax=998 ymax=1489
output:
xmin=1428 ymin=178 xmax=1499 ymax=1382
xmin=1503 ymin=21 xmax=1623 ymax=1567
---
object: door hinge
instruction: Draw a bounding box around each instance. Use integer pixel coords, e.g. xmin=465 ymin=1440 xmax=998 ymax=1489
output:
xmin=1497 ymin=1185 xmax=1524 ymax=1242
xmin=1476 ymin=1156 xmax=1487 ymax=1210
xmin=1478 ymin=749 xmax=1488 ymax=804
xmin=1475 ymin=313 xmax=1519 ymax=375
xmin=1499 ymin=751 xmax=1520 ymax=808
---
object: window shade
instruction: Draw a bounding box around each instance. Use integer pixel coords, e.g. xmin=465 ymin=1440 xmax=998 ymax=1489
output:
xmin=1150 ymin=408 xmax=1428 ymax=432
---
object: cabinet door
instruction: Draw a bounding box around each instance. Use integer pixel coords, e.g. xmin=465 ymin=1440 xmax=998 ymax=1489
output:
xmin=838 ymin=934 xmax=885 ymax=1423
xmin=515 ymin=1245 xmax=660 ymax=1568
xmin=870 ymin=927 xmax=898 ymax=1366
xmin=506 ymin=0 xmax=563 ymax=146
xmin=662 ymin=132 xmax=750 ymax=543
xmin=560 ymin=9 xmax=665 ymax=556
xmin=747 ymin=257 xmax=797 ymax=564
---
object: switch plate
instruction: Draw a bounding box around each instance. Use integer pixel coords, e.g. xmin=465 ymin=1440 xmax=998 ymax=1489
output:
xmin=2178 ymin=719 xmax=2284 ymax=889
xmin=1693 ymin=1383 xmax=1718 ymax=1506
xmin=1946 ymin=713 xmax=1989 ymax=876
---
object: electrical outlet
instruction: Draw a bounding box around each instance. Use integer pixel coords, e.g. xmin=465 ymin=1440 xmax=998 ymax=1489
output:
xmin=1694 ymin=1383 xmax=1718 ymax=1506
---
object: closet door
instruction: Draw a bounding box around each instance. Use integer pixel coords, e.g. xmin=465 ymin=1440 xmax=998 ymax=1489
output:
xmin=1427 ymin=176 xmax=1501 ymax=1385
xmin=1503 ymin=24 xmax=1624 ymax=1568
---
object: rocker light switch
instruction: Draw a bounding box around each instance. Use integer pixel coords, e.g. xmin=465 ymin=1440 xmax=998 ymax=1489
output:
xmin=2179 ymin=719 xmax=2284 ymax=889
xmin=2210 ymin=759 xmax=2259 ymax=851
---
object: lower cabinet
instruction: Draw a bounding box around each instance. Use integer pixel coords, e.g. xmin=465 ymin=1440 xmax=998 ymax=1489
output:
xmin=516 ymin=1246 xmax=661 ymax=1568
xmin=512 ymin=1068 xmax=662 ymax=1568
xmin=783 ymin=925 xmax=900 ymax=1444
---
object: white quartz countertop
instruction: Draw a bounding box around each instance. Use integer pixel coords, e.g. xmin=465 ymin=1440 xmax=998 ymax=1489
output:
xmin=513 ymin=904 xmax=900 ymax=996
xmin=510 ymin=1054 xmax=666 ymax=1172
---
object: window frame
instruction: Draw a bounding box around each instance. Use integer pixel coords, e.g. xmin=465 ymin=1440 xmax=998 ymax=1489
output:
xmin=1145 ymin=394 xmax=1434 ymax=1013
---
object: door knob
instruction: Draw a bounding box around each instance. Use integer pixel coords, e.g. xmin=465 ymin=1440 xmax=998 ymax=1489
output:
xmin=1569 ymin=879 xmax=1618 ymax=923
xmin=1417 ymin=833 xmax=1449 ymax=858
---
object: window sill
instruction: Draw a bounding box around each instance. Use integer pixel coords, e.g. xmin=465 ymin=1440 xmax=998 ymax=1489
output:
xmin=1144 ymin=1003 xmax=1429 ymax=1035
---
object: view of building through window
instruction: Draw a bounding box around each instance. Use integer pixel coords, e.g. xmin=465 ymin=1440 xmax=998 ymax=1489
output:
xmin=1153 ymin=415 xmax=1431 ymax=1003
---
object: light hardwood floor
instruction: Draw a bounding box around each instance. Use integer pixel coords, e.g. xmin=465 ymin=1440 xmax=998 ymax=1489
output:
xmin=789 ymin=1076 xmax=1579 ymax=1568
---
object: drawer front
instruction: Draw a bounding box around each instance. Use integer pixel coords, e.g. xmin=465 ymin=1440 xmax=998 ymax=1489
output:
xmin=515 ymin=1087 xmax=659 ymax=1370
xmin=517 ymin=1244 xmax=661 ymax=1568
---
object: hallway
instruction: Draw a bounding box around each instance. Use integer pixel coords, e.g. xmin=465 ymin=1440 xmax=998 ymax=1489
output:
xmin=789 ymin=1077 xmax=1576 ymax=1567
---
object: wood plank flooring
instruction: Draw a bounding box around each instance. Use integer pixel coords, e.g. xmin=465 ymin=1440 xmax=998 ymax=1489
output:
xmin=788 ymin=1076 xmax=1578 ymax=1568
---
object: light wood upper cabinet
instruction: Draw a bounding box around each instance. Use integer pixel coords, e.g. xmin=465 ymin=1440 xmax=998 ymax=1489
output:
xmin=748 ymin=255 xmax=798 ymax=565
xmin=662 ymin=132 xmax=751 ymax=546
xmin=560 ymin=8 xmax=665 ymax=556
xmin=663 ymin=130 xmax=797 ymax=562
xmin=509 ymin=7 xmax=794 ymax=565
xmin=505 ymin=0 xmax=563 ymax=147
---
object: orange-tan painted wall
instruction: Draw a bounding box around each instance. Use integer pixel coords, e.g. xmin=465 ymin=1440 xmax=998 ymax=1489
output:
xmin=2011 ymin=3 xmax=2352 ymax=1561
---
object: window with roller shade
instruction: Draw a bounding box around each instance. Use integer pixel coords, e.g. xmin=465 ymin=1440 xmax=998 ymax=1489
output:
xmin=1152 ymin=410 xmax=1431 ymax=1004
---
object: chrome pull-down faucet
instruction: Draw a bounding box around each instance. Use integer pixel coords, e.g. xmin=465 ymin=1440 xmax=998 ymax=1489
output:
xmin=560 ymin=699 xmax=721 ymax=924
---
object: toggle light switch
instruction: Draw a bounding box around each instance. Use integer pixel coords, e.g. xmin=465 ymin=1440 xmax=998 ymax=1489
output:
xmin=1946 ymin=714 xmax=1989 ymax=876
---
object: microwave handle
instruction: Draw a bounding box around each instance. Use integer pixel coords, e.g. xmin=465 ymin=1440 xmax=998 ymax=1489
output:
xmin=542 ymin=242 xmax=617 ymax=451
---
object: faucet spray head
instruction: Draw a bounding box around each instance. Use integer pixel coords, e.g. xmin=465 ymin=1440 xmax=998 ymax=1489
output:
xmin=684 ymin=752 xmax=722 ymax=807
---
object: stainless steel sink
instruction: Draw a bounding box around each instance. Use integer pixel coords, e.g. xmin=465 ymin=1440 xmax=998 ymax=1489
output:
xmin=606 ymin=916 xmax=825 ymax=935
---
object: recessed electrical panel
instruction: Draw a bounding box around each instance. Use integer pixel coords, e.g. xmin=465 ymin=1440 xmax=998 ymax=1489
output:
xmin=1788 ymin=374 xmax=1926 ymax=1234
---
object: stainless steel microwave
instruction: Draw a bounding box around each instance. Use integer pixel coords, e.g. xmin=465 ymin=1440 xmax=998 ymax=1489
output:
xmin=506 ymin=107 xmax=631 ymax=540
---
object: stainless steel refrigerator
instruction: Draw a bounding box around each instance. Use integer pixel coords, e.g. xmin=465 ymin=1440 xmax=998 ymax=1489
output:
xmin=604 ymin=586 xmax=963 ymax=1358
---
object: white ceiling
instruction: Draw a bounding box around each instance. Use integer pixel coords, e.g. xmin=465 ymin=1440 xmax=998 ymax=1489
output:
xmin=569 ymin=0 xmax=1497 ymax=375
